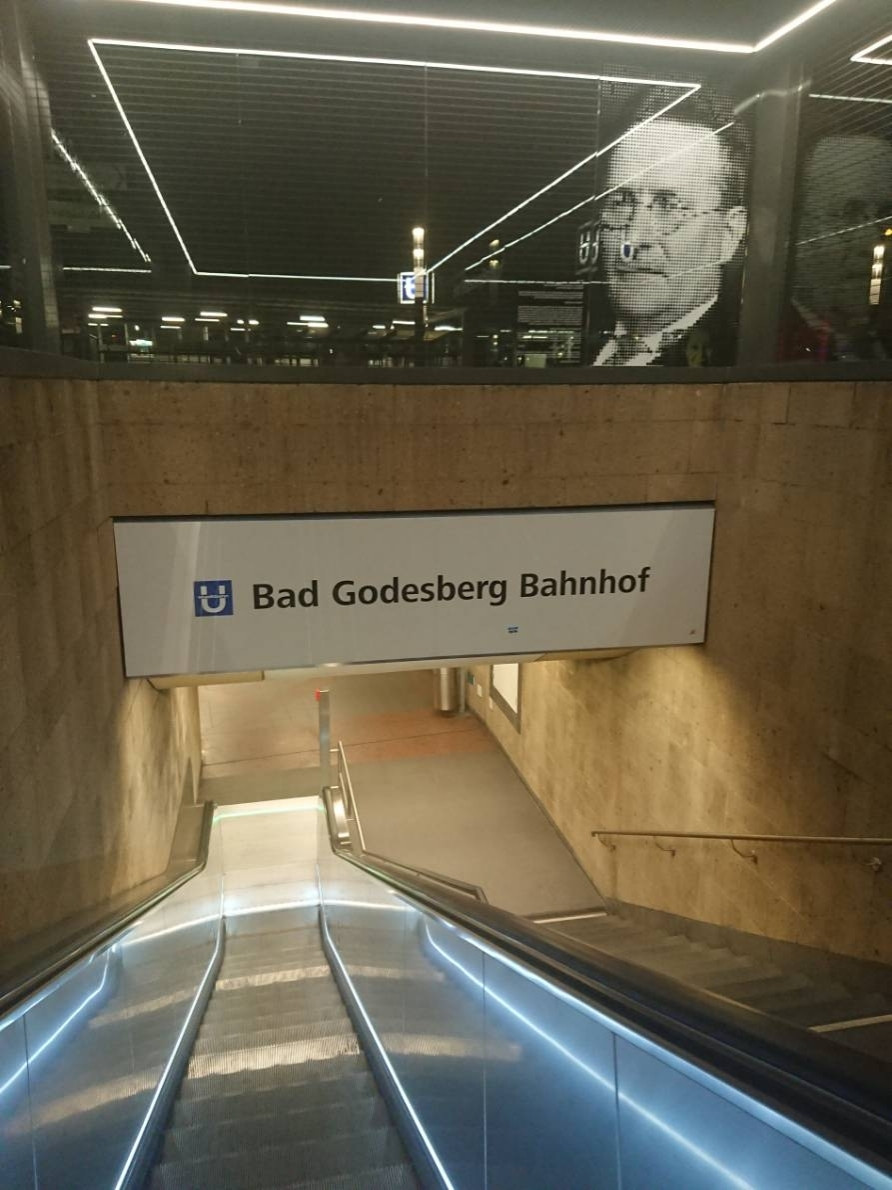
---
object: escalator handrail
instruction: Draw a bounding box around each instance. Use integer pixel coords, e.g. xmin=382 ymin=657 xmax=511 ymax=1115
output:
xmin=321 ymin=791 xmax=892 ymax=1174
xmin=0 ymin=801 xmax=216 ymax=1021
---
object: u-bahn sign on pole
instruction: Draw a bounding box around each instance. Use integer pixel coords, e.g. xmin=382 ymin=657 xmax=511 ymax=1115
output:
xmin=114 ymin=506 xmax=715 ymax=677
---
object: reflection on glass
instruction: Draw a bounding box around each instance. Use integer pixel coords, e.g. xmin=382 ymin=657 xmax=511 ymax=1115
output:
xmin=786 ymin=133 xmax=892 ymax=361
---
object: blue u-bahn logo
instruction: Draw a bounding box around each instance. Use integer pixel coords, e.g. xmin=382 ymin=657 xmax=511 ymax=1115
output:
xmin=194 ymin=580 xmax=234 ymax=617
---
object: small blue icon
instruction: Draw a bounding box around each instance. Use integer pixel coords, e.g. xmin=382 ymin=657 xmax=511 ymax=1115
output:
xmin=621 ymin=241 xmax=637 ymax=262
xmin=194 ymin=580 xmax=234 ymax=617
xmin=507 ymin=625 xmax=519 ymax=634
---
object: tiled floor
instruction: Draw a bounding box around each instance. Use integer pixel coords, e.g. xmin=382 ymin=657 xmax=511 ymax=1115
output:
xmin=200 ymin=670 xmax=491 ymax=779
xmin=198 ymin=670 xmax=601 ymax=916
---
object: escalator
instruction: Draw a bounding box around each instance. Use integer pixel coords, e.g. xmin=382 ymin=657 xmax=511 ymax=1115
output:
xmin=2 ymin=786 xmax=890 ymax=1190
xmin=148 ymin=909 xmax=419 ymax=1190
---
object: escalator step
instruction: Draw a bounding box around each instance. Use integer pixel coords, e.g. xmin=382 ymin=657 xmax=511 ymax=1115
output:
xmin=176 ymin=1053 xmax=371 ymax=1101
xmin=279 ymin=1163 xmax=420 ymax=1190
xmin=149 ymin=1126 xmax=410 ymax=1189
xmin=172 ymin=1070 xmax=379 ymax=1128
xmin=162 ymin=1096 xmax=392 ymax=1161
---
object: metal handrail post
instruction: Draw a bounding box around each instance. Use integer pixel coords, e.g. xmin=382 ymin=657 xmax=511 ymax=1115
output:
xmin=318 ymin=687 xmax=331 ymax=791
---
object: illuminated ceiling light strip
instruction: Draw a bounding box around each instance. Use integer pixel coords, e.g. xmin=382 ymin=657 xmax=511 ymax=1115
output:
xmin=433 ymin=83 xmax=700 ymax=272
xmin=195 ymin=270 xmax=391 ymax=281
xmin=96 ymin=0 xmax=754 ymax=54
xmin=0 ymin=962 xmax=110 ymax=1097
xmin=63 ymin=265 xmax=153 ymax=273
xmin=752 ymin=0 xmax=840 ymax=51
xmin=50 ymin=130 xmax=151 ymax=263
xmin=851 ymin=32 xmax=892 ymax=65
xmin=89 ymin=39 xmax=199 ymax=273
xmin=464 ymin=118 xmax=734 ymax=271
xmin=91 ymin=38 xmax=700 ymax=283
xmin=91 ymin=36 xmax=706 ymax=88
xmin=810 ymin=92 xmax=892 ymax=105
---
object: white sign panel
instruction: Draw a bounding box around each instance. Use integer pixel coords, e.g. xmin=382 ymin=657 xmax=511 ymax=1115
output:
xmin=114 ymin=507 xmax=715 ymax=677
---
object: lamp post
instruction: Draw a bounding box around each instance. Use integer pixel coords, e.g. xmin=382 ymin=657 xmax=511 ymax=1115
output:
xmin=412 ymin=225 xmax=425 ymax=367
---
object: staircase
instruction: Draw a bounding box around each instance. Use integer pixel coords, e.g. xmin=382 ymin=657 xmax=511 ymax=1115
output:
xmin=549 ymin=913 xmax=892 ymax=1056
xmin=145 ymin=907 xmax=420 ymax=1190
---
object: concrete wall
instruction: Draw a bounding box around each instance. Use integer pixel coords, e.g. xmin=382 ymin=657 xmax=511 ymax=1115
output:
xmin=4 ymin=372 xmax=888 ymax=964
xmin=467 ymin=381 xmax=892 ymax=964
xmin=0 ymin=376 xmax=201 ymax=948
xmin=96 ymin=376 xmax=891 ymax=963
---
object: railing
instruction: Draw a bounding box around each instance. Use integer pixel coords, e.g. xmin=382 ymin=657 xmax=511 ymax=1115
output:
xmin=317 ymin=686 xmax=488 ymax=903
xmin=592 ymin=828 xmax=892 ymax=869
xmin=0 ymin=801 xmax=216 ymax=1018
xmin=318 ymin=790 xmax=892 ymax=1179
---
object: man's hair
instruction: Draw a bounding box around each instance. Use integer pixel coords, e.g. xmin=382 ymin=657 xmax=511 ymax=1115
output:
xmin=607 ymin=86 xmax=750 ymax=209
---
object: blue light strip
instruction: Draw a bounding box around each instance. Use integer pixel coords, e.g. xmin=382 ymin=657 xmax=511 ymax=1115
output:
xmin=320 ymin=910 xmax=457 ymax=1190
xmin=425 ymin=927 xmax=755 ymax=1190
xmin=0 ymin=959 xmax=110 ymax=1097
xmin=112 ymin=920 xmax=224 ymax=1190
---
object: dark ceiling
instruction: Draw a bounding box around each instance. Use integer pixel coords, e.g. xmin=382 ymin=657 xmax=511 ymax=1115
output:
xmin=14 ymin=0 xmax=891 ymax=334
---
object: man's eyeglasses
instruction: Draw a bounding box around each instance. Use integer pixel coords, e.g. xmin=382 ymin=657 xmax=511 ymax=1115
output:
xmin=601 ymin=188 xmax=725 ymax=236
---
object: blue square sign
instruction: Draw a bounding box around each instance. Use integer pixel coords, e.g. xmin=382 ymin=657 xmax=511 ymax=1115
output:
xmin=194 ymin=580 xmax=234 ymax=617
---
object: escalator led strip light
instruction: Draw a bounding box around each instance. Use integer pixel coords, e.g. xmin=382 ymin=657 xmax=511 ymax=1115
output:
xmin=320 ymin=911 xmax=456 ymax=1190
xmin=426 ymin=923 xmax=889 ymax=1188
xmin=97 ymin=0 xmax=846 ymax=57
xmin=425 ymin=930 xmax=755 ymax=1190
xmin=0 ymin=960 xmax=110 ymax=1097
xmin=113 ymin=921 xmax=223 ymax=1190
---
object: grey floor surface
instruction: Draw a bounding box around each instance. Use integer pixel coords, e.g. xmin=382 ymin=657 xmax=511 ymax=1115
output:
xmin=349 ymin=750 xmax=602 ymax=918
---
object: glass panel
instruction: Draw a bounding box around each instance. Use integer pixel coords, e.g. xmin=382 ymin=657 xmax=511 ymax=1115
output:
xmin=0 ymin=1014 xmax=35 ymax=1190
xmin=24 ymin=827 xmax=221 ymax=1190
xmin=32 ymin=1 xmax=768 ymax=371
xmin=783 ymin=16 xmax=892 ymax=362
xmin=480 ymin=947 xmax=619 ymax=1188
xmin=615 ymin=1035 xmax=886 ymax=1190
xmin=319 ymin=850 xmax=486 ymax=1190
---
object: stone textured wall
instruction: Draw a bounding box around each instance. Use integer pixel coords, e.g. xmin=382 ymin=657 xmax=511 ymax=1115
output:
xmin=97 ymin=375 xmax=890 ymax=962
xmin=468 ymin=381 xmax=891 ymax=964
xmin=0 ymin=376 xmax=200 ymax=947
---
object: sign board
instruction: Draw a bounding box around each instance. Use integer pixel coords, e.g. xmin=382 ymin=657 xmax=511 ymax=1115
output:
xmin=114 ymin=506 xmax=715 ymax=677
xmin=576 ymin=220 xmax=599 ymax=274
xmin=398 ymin=271 xmax=434 ymax=304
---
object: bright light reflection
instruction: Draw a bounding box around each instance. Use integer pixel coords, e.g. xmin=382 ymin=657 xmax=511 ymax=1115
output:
xmin=96 ymin=0 xmax=848 ymax=56
xmin=851 ymin=32 xmax=892 ymax=65
xmin=90 ymin=37 xmax=699 ymax=280
xmin=463 ymin=119 xmax=735 ymax=271
xmin=113 ymin=925 xmax=222 ymax=1190
xmin=426 ymin=929 xmax=755 ymax=1190
xmin=321 ymin=914 xmax=457 ymax=1190
xmin=51 ymin=131 xmax=151 ymax=262
xmin=0 ymin=961 xmax=110 ymax=1097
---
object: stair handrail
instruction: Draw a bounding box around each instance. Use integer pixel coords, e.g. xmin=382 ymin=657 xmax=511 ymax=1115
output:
xmin=320 ymin=788 xmax=891 ymax=1176
xmin=328 ymin=738 xmax=488 ymax=903
xmin=593 ymin=828 xmax=891 ymax=867
xmin=0 ymin=801 xmax=216 ymax=1020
